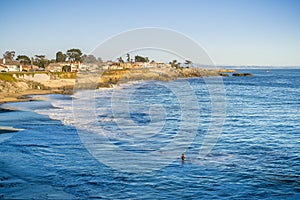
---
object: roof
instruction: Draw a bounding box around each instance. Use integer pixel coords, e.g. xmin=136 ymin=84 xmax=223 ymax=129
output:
xmin=5 ymin=60 xmax=21 ymax=65
xmin=0 ymin=58 xmax=20 ymax=65
xmin=0 ymin=64 xmax=8 ymax=68
xmin=47 ymin=63 xmax=61 ymax=67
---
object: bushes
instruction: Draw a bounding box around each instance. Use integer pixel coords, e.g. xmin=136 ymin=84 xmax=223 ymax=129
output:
xmin=0 ymin=73 xmax=16 ymax=82
xmin=50 ymin=72 xmax=77 ymax=79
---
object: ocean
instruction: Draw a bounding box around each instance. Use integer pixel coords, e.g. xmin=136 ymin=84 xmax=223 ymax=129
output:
xmin=0 ymin=69 xmax=299 ymax=199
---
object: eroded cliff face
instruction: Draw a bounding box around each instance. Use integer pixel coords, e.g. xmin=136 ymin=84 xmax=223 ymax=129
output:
xmin=1 ymin=67 xmax=231 ymax=92
xmin=97 ymin=67 xmax=222 ymax=85
xmin=73 ymin=67 xmax=224 ymax=89
xmin=0 ymin=79 xmax=46 ymax=94
xmin=0 ymin=77 xmax=72 ymax=103
xmin=0 ymin=67 xmax=237 ymax=103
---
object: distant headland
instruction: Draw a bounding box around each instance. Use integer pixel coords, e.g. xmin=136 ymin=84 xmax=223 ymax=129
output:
xmin=0 ymin=49 xmax=252 ymax=104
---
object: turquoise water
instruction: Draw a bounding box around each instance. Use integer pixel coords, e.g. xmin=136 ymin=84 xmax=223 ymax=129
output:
xmin=0 ymin=69 xmax=299 ymax=199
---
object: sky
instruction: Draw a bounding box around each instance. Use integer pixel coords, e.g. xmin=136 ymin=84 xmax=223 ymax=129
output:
xmin=1 ymin=0 xmax=300 ymax=66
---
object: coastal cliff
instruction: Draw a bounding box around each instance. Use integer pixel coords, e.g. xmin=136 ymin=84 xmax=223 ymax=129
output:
xmin=0 ymin=67 xmax=237 ymax=103
xmin=0 ymin=73 xmax=74 ymax=103
xmin=77 ymin=67 xmax=232 ymax=89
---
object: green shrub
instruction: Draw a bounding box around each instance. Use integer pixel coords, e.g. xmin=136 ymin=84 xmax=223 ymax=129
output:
xmin=0 ymin=73 xmax=16 ymax=82
xmin=50 ymin=72 xmax=77 ymax=79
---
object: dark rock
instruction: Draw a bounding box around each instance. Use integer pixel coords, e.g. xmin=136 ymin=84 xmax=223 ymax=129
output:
xmin=219 ymin=73 xmax=229 ymax=77
xmin=232 ymin=73 xmax=253 ymax=77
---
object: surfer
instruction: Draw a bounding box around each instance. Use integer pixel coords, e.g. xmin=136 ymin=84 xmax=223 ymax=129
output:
xmin=181 ymin=153 xmax=185 ymax=161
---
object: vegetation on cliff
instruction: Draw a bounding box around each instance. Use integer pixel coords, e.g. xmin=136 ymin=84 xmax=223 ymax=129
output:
xmin=0 ymin=73 xmax=16 ymax=82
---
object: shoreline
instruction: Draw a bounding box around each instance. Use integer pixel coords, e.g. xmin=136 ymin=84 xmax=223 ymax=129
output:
xmin=0 ymin=67 xmax=238 ymax=105
xmin=0 ymin=77 xmax=75 ymax=105
xmin=0 ymin=89 xmax=72 ymax=105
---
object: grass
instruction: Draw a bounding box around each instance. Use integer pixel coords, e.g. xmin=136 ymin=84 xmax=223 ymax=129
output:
xmin=50 ymin=72 xmax=77 ymax=79
xmin=0 ymin=72 xmax=77 ymax=82
xmin=0 ymin=73 xmax=16 ymax=82
xmin=13 ymin=72 xmax=35 ymax=78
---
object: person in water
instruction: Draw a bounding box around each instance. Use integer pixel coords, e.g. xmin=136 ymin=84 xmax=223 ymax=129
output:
xmin=181 ymin=153 xmax=185 ymax=161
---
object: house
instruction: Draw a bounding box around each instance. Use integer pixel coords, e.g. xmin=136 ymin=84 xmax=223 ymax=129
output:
xmin=21 ymin=65 xmax=31 ymax=72
xmin=120 ymin=62 xmax=133 ymax=69
xmin=148 ymin=62 xmax=171 ymax=68
xmin=0 ymin=58 xmax=22 ymax=71
xmin=31 ymin=65 xmax=39 ymax=71
xmin=109 ymin=64 xmax=123 ymax=70
xmin=45 ymin=63 xmax=63 ymax=72
xmin=0 ymin=64 xmax=8 ymax=72
xmin=100 ymin=61 xmax=123 ymax=70
xmin=21 ymin=65 xmax=39 ymax=72
xmin=79 ymin=64 xmax=99 ymax=71
xmin=70 ymin=61 xmax=81 ymax=72
xmin=45 ymin=62 xmax=82 ymax=72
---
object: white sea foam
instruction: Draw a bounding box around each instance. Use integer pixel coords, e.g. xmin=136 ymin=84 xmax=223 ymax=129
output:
xmin=33 ymin=95 xmax=76 ymax=126
xmin=31 ymin=90 xmax=117 ymax=136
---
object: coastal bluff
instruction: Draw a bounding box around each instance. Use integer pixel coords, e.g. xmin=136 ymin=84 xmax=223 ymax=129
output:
xmin=75 ymin=68 xmax=233 ymax=89
xmin=0 ymin=67 xmax=237 ymax=103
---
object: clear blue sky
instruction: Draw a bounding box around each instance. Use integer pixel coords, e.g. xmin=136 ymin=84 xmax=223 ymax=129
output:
xmin=1 ymin=0 xmax=300 ymax=66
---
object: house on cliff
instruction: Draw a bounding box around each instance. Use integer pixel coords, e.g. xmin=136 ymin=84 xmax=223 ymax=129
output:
xmin=45 ymin=63 xmax=63 ymax=72
xmin=101 ymin=61 xmax=122 ymax=70
xmin=0 ymin=64 xmax=8 ymax=72
xmin=148 ymin=61 xmax=171 ymax=68
xmin=0 ymin=58 xmax=22 ymax=71
xmin=21 ymin=65 xmax=39 ymax=72
xmin=45 ymin=62 xmax=81 ymax=72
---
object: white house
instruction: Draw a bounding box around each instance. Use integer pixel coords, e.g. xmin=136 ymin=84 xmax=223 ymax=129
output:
xmin=45 ymin=63 xmax=63 ymax=72
xmin=0 ymin=64 xmax=8 ymax=72
xmin=0 ymin=58 xmax=22 ymax=72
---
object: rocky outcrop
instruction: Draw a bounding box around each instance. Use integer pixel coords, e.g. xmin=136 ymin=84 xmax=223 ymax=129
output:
xmin=96 ymin=67 xmax=222 ymax=87
xmin=71 ymin=67 xmax=243 ymax=89
xmin=218 ymin=69 xmax=236 ymax=73
xmin=232 ymin=73 xmax=253 ymax=76
xmin=218 ymin=73 xmax=229 ymax=77
xmin=13 ymin=73 xmax=50 ymax=82
xmin=0 ymin=79 xmax=47 ymax=94
xmin=0 ymin=78 xmax=73 ymax=103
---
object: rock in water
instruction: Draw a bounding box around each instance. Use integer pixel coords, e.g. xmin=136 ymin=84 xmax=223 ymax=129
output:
xmin=232 ymin=73 xmax=253 ymax=76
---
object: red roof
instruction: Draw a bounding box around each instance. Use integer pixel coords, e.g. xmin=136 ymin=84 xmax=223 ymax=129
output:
xmin=0 ymin=64 xmax=8 ymax=68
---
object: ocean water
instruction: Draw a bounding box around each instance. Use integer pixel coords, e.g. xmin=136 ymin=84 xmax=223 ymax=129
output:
xmin=0 ymin=69 xmax=299 ymax=199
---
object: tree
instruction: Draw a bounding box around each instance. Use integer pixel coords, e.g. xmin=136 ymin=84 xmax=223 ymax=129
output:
xmin=62 ymin=65 xmax=71 ymax=72
xmin=49 ymin=59 xmax=56 ymax=63
xmin=117 ymin=57 xmax=124 ymax=63
xmin=97 ymin=57 xmax=103 ymax=63
xmin=56 ymin=51 xmax=67 ymax=63
xmin=34 ymin=55 xmax=48 ymax=69
xmin=82 ymin=54 xmax=97 ymax=63
xmin=126 ymin=53 xmax=131 ymax=63
xmin=66 ymin=48 xmax=82 ymax=62
xmin=16 ymin=55 xmax=31 ymax=65
xmin=134 ymin=55 xmax=149 ymax=62
xmin=169 ymin=60 xmax=181 ymax=68
xmin=3 ymin=51 xmax=15 ymax=60
xmin=184 ymin=60 xmax=192 ymax=68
